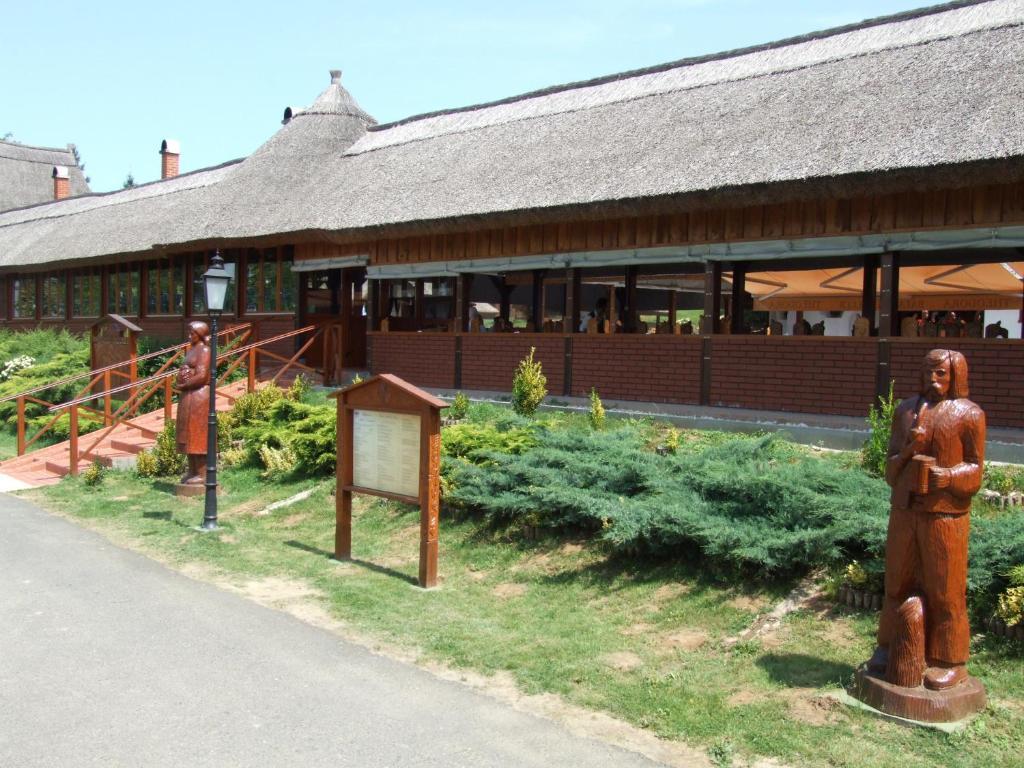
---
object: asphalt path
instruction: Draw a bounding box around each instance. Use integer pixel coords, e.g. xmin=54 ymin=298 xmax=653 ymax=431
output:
xmin=0 ymin=493 xmax=669 ymax=767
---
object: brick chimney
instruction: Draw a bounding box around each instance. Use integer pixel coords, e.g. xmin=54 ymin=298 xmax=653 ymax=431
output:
xmin=160 ymin=139 xmax=180 ymax=179
xmin=52 ymin=166 xmax=70 ymax=200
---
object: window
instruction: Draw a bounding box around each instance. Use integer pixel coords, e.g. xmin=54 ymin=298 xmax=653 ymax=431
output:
xmin=192 ymin=252 xmax=236 ymax=315
xmin=40 ymin=274 xmax=66 ymax=319
xmin=245 ymin=248 xmax=296 ymax=313
xmin=146 ymin=258 xmax=185 ymax=315
xmin=12 ymin=275 xmax=37 ymax=319
xmin=107 ymin=264 xmax=140 ymax=315
xmin=71 ymin=269 xmax=101 ymax=318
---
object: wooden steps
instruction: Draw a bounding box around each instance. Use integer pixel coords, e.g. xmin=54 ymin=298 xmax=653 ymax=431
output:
xmin=0 ymin=380 xmax=247 ymax=488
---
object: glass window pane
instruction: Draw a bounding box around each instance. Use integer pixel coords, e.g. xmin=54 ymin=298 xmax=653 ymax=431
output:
xmin=13 ymin=276 xmax=37 ymax=319
xmin=246 ymin=259 xmax=261 ymax=313
xmin=281 ymin=258 xmax=296 ymax=312
xmin=41 ymin=275 xmax=66 ymax=318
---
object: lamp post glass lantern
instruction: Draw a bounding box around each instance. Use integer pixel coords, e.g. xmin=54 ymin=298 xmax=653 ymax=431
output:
xmin=201 ymin=251 xmax=231 ymax=530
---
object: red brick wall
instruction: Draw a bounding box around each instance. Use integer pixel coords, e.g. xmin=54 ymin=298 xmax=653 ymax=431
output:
xmin=461 ymin=334 xmax=564 ymax=394
xmin=889 ymin=339 xmax=1024 ymax=429
xmin=572 ymin=335 xmax=702 ymax=403
xmin=710 ymin=337 xmax=878 ymax=416
xmin=368 ymin=332 xmax=456 ymax=389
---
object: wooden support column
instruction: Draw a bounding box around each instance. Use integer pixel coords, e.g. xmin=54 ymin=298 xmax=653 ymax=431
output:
xmin=877 ymin=251 xmax=900 ymax=398
xmin=701 ymin=262 xmax=722 ymax=335
xmin=668 ymin=290 xmax=677 ymax=330
xmin=531 ymin=270 xmax=546 ymax=330
xmin=565 ymin=268 xmax=581 ymax=334
xmin=623 ymin=267 xmax=638 ymax=333
xmin=340 ymin=269 xmax=354 ymax=322
xmin=879 ymin=251 xmax=900 ymax=338
xmin=456 ymin=273 xmax=474 ymax=332
xmin=862 ymin=254 xmax=878 ymax=333
xmin=730 ymin=264 xmax=746 ymax=335
xmin=414 ymin=279 xmax=424 ymax=327
xmin=366 ymin=279 xmax=378 ymax=331
xmin=608 ymin=285 xmax=617 ymax=334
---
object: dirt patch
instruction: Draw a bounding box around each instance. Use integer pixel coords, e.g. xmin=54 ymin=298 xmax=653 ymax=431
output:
xmin=467 ymin=570 xmax=488 ymax=582
xmin=223 ymin=498 xmax=267 ymax=518
xmin=620 ymin=621 xmax=655 ymax=637
xmin=111 ymin=495 xmax=131 ymax=502
xmin=512 ymin=551 xmax=556 ymax=575
xmin=231 ymin=576 xmax=321 ymax=605
xmin=602 ymin=651 xmax=643 ymax=671
xmin=659 ymin=628 xmax=709 ymax=652
xmin=654 ymin=583 xmax=691 ymax=602
xmin=820 ymin=617 xmax=859 ymax=649
xmin=558 ymin=542 xmax=584 ymax=555
xmin=492 ymin=583 xmax=528 ymax=599
xmin=280 ymin=512 xmax=308 ymax=527
xmin=782 ymin=688 xmax=842 ymax=726
xmin=726 ymin=690 xmax=764 ymax=707
xmin=727 ymin=594 xmax=769 ymax=612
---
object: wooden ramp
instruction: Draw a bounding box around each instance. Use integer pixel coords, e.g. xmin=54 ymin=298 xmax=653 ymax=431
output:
xmin=0 ymin=381 xmax=247 ymax=489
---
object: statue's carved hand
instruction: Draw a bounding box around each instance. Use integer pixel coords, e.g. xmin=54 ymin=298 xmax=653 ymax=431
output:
xmin=904 ymin=426 xmax=928 ymax=458
xmin=928 ymin=465 xmax=951 ymax=489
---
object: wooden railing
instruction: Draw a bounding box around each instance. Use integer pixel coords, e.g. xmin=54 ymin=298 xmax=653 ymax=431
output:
xmin=43 ymin=323 xmax=331 ymax=475
xmin=1 ymin=324 xmax=253 ymax=458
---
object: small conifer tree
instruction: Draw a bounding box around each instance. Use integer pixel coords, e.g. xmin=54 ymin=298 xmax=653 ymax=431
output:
xmin=861 ymin=380 xmax=897 ymax=477
xmin=588 ymin=387 xmax=606 ymax=430
xmin=511 ymin=347 xmax=547 ymax=417
xmin=450 ymin=392 xmax=470 ymax=420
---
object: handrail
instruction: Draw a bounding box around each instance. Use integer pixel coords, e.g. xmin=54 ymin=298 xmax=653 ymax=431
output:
xmin=51 ymin=324 xmax=320 ymax=411
xmin=0 ymin=322 xmax=253 ymax=405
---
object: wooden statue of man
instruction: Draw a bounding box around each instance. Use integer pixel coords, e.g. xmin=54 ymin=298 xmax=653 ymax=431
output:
xmin=866 ymin=349 xmax=985 ymax=691
xmin=175 ymin=321 xmax=211 ymax=485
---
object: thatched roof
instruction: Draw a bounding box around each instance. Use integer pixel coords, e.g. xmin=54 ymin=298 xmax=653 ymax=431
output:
xmin=0 ymin=140 xmax=90 ymax=212
xmin=1 ymin=0 xmax=1023 ymax=270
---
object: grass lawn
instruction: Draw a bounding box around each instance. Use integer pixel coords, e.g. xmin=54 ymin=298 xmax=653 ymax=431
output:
xmin=25 ymin=464 xmax=1024 ymax=768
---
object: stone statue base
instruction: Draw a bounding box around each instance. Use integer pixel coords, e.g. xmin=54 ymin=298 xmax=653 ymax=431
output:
xmin=851 ymin=664 xmax=986 ymax=723
xmin=174 ymin=483 xmax=206 ymax=498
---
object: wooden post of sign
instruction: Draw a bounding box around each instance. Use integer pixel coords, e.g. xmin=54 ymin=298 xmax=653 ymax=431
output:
xmin=330 ymin=374 xmax=448 ymax=588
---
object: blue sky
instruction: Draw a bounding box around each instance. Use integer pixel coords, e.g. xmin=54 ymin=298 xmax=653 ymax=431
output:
xmin=2 ymin=0 xmax=929 ymax=192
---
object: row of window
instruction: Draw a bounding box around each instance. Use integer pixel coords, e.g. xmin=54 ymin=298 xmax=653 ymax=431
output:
xmin=5 ymin=249 xmax=296 ymax=321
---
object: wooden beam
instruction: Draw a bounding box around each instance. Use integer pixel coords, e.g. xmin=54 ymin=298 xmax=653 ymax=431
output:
xmin=668 ymin=290 xmax=677 ymax=329
xmin=414 ymin=279 xmax=424 ymax=326
xmin=730 ymin=264 xmax=746 ymax=334
xmin=366 ymin=279 xmax=378 ymax=331
xmin=456 ymin=273 xmax=473 ymax=332
xmin=701 ymin=261 xmax=722 ymax=334
xmin=565 ymin=268 xmax=581 ymax=333
xmin=624 ymin=266 xmax=638 ymax=333
xmin=861 ymin=254 xmax=878 ymax=333
xmin=879 ymin=251 xmax=900 ymax=338
xmin=532 ymin=269 xmax=546 ymax=330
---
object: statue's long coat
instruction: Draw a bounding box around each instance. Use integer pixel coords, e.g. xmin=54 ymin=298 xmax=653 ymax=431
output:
xmin=175 ymin=341 xmax=210 ymax=455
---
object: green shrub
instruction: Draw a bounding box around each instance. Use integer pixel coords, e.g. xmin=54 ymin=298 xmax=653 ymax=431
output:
xmin=286 ymin=374 xmax=310 ymax=402
xmin=861 ymin=381 xmax=897 ymax=477
xmin=135 ymin=450 xmax=159 ymax=478
xmin=511 ymin=347 xmax=547 ymax=417
xmin=985 ymin=465 xmax=1024 ymax=495
xmin=447 ymin=429 xmax=892 ymax=576
xmin=663 ymin=426 xmax=680 ymax=454
xmin=151 ymin=421 xmax=187 ymax=477
xmin=449 ymin=392 xmax=470 ymax=421
xmin=259 ymin=443 xmax=297 ymax=479
xmin=230 ymin=385 xmax=285 ymax=427
xmin=82 ymin=461 xmax=105 ymax=487
xmin=233 ymin=398 xmax=336 ymax=477
xmin=588 ymin=388 xmax=606 ymax=430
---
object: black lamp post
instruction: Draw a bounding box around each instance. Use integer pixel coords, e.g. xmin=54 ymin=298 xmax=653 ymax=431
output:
xmin=201 ymin=250 xmax=231 ymax=531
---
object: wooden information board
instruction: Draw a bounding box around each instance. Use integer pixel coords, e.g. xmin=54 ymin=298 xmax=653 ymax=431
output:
xmin=330 ymin=374 xmax=448 ymax=588
xmin=352 ymin=410 xmax=420 ymax=497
